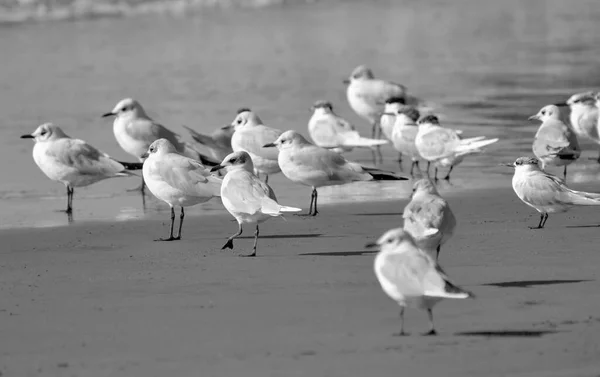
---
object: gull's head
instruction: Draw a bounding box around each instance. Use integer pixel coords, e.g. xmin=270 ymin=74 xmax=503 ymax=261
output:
xmin=398 ymin=107 xmax=421 ymax=123
xmin=365 ymin=228 xmax=416 ymax=252
xmin=21 ymin=123 xmax=68 ymax=143
xmin=344 ymin=65 xmax=374 ymax=84
xmin=558 ymin=91 xmax=597 ymax=108
xmin=143 ymin=138 xmax=177 ymax=159
xmin=102 ymin=98 xmax=145 ymax=119
xmin=529 ymin=104 xmax=561 ymax=122
xmin=211 ymin=151 xmax=254 ymax=174
xmin=311 ymin=100 xmax=334 ymax=115
xmin=264 ymin=130 xmax=309 ymax=150
xmin=382 ymin=97 xmax=406 ymax=114
xmin=411 ymin=178 xmax=438 ymax=198
xmin=509 ymin=156 xmax=540 ymax=172
xmin=417 ymin=114 xmax=440 ymax=127
xmin=230 ymin=108 xmax=263 ymax=130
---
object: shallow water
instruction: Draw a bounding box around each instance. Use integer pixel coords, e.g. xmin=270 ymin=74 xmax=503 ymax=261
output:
xmin=1 ymin=0 xmax=600 ymax=229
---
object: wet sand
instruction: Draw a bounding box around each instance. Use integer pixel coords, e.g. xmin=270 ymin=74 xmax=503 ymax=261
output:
xmin=1 ymin=185 xmax=600 ymax=376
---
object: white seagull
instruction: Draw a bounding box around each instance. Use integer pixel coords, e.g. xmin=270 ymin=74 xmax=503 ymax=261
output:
xmin=141 ymin=139 xmax=222 ymax=241
xmin=555 ymin=91 xmax=599 ymax=162
xmin=367 ymin=228 xmax=474 ymax=336
xmin=263 ymin=130 xmax=408 ymax=216
xmin=210 ymin=151 xmax=301 ymax=257
xmin=530 ymin=104 xmax=580 ymax=180
xmin=380 ymin=97 xmax=407 ymax=165
xmin=183 ymin=124 xmax=234 ymax=162
xmin=102 ymin=98 xmax=219 ymax=193
xmin=385 ymin=106 xmax=422 ymax=175
xmin=21 ymin=123 xmax=141 ymax=214
xmin=507 ymin=156 xmax=600 ymax=229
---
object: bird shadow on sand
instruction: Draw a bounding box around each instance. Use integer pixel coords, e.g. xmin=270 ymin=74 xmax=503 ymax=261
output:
xmin=353 ymin=213 xmax=402 ymax=217
xmin=238 ymin=233 xmax=323 ymax=240
xmin=455 ymin=329 xmax=558 ymax=338
xmin=482 ymin=279 xmax=591 ymax=288
xmin=565 ymin=224 xmax=600 ymax=228
xmin=299 ymin=250 xmax=378 ymax=257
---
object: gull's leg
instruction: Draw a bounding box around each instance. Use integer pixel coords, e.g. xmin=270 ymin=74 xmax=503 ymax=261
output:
xmin=444 ymin=165 xmax=454 ymax=181
xmin=65 ymin=186 xmax=74 ymax=214
xmin=398 ymin=152 xmax=403 ymax=168
xmin=563 ymin=166 xmax=567 ymax=180
xmin=311 ymin=188 xmax=319 ymax=216
xmin=529 ymin=213 xmax=545 ymax=229
xmin=426 ymin=161 xmax=431 ymax=176
xmin=128 ymin=176 xmax=146 ymax=194
xmin=175 ymin=207 xmax=184 ymax=240
xmin=393 ymin=307 xmax=408 ymax=336
xmin=222 ymin=223 xmax=243 ymax=250
xmin=423 ymin=308 xmax=437 ymax=336
xmin=242 ymin=224 xmax=259 ymax=258
xmin=434 ymin=167 xmax=439 ymax=181
xmin=298 ymin=187 xmax=316 ymax=216
xmin=264 ymin=174 xmax=269 ymax=185
xmin=156 ymin=207 xmax=179 ymax=241
xmin=436 ymin=245 xmax=441 ymax=260
xmin=541 ymin=213 xmax=549 ymax=228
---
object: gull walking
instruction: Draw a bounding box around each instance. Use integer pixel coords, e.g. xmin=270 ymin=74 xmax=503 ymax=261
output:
xmin=263 ymin=131 xmax=408 ymax=216
xmin=142 ymin=139 xmax=222 ymax=241
xmin=507 ymin=156 xmax=600 ymax=229
xmin=367 ymin=228 xmax=474 ymax=336
xmin=385 ymin=107 xmax=422 ymax=175
xmin=308 ymin=100 xmax=387 ymax=160
xmin=210 ymin=151 xmax=301 ymax=257
xmin=183 ymin=124 xmax=234 ymax=161
xmin=230 ymin=108 xmax=282 ymax=183
xmin=21 ymin=123 xmax=141 ymax=214
xmin=415 ymin=115 xmax=499 ymax=180
xmin=403 ymin=179 xmax=456 ymax=260
xmin=102 ymin=98 xmax=219 ymax=193
xmin=380 ymin=97 xmax=406 ymax=165
xmin=530 ymin=104 xmax=580 ymax=180
xmin=555 ymin=91 xmax=599 ymax=162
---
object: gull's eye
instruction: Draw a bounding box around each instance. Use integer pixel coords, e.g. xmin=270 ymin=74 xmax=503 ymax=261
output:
xmin=236 ymin=119 xmax=242 ymax=124
xmin=387 ymin=238 xmax=393 ymax=243
xmin=230 ymin=158 xmax=237 ymax=163
xmin=40 ymin=131 xmax=46 ymax=136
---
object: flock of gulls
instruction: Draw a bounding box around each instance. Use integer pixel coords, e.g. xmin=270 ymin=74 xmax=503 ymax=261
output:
xmin=20 ymin=65 xmax=600 ymax=334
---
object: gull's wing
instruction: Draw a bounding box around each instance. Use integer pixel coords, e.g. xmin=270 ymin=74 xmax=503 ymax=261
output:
xmin=290 ymin=145 xmax=370 ymax=182
xmin=48 ymin=138 xmax=126 ymax=177
xmin=533 ymin=120 xmax=580 ymax=159
xmin=154 ymin=154 xmax=222 ymax=197
xmin=309 ymin=117 xmax=341 ymax=147
xmin=125 ymin=117 xmax=182 ymax=147
xmin=222 ymin=171 xmax=281 ymax=215
xmin=334 ymin=114 xmax=356 ymax=132
xmin=234 ymin=125 xmax=282 ymax=160
xmin=403 ymin=195 xmax=447 ymax=233
xmin=355 ymin=79 xmax=406 ymax=109
xmin=515 ymin=171 xmax=600 ymax=206
xmin=418 ymin=127 xmax=460 ymax=158
xmin=379 ymin=250 xmax=430 ymax=297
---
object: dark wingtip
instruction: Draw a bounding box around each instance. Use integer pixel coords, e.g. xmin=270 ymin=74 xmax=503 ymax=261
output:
xmin=118 ymin=161 xmax=144 ymax=170
xmin=198 ymin=155 xmax=219 ymax=167
xmin=237 ymin=107 xmax=251 ymax=114
xmin=386 ymin=96 xmax=406 ymax=105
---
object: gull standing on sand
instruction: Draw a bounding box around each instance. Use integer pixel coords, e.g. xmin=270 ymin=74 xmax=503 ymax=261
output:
xmin=403 ymin=179 xmax=456 ymax=260
xmin=385 ymin=107 xmax=422 ymax=175
xmin=183 ymin=124 xmax=234 ymax=161
xmin=415 ymin=115 xmax=499 ymax=180
xmin=529 ymin=104 xmax=580 ymax=180
xmin=263 ymin=130 xmax=408 ymax=216
xmin=507 ymin=156 xmax=600 ymax=229
xmin=380 ymin=97 xmax=406 ymax=164
xmin=367 ymin=228 xmax=474 ymax=335
xmin=307 ymin=100 xmax=388 ymax=156
xmin=555 ymin=91 xmax=599 ymax=162
xmin=142 ymin=139 xmax=222 ymax=241
xmin=210 ymin=151 xmax=301 ymax=257
xmin=102 ymin=98 xmax=219 ymax=193
xmin=230 ymin=108 xmax=282 ymax=183
xmin=21 ymin=123 xmax=141 ymax=214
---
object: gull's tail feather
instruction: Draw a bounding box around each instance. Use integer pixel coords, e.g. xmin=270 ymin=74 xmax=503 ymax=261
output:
xmin=441 ymin=279 xmax=475 ymax=299
xmin=361 ymin=166 xmax=409 ymax=181
xmin=183 ymin=126 xmax=219 ymax=149
xmin=565 ymin=189 xmax=600 ymax=205
xmin=279 ymin=205 xmax=302 ymax=213
xmin=117 ymin=160 xmax=144 ymax=170
xmin=181 ymin=142 xmax=220 ymax=167
xmin=454 ymin=138 xmax=499 ymax=155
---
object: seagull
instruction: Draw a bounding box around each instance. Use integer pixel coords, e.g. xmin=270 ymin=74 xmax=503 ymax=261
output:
xmin=415 ymin=115 xmax=499 ymax=180
xmin=384 ymin=106 xmax=422 ymax=175
xmin=230 ymin=108 xmax=282 ymax=183
xmin=102 ymin=98 xmax=219 ymax=193
xmin=183 ymin=124 xmax=234 ymax=161
xmin=555 ymin=92 xmax=600 ymax=163
xmin=21 ymin=123 xmax=141 ymax=214
xmin=380 ymin=97 xmax=406 ymax=165
xmin=210 ymin=151 xmax=301 ymax=257
xmin=367 ymin=228 xmax=474 ymax=336
xmin=506 ymin=156 xmax=600 ymax=229
xmin=141 ymin=139 xmax=222 ymax=241
xmin=530 ymin=104 xmax=580 ymax=180
xmin=263 ymin=130 xmax=408 ymax=216
xmin=307 ymin=100 xmax=388 ymax=160
xmin=403 ymin=179 xmax=456 ymax=260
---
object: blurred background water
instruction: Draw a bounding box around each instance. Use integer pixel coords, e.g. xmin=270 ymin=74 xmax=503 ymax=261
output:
xmin=1 ymin=0 xmax=600 ymax=229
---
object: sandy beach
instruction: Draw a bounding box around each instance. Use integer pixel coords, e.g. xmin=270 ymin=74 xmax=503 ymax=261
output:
xmin=1 ymin=186 xmax=600 ymax=376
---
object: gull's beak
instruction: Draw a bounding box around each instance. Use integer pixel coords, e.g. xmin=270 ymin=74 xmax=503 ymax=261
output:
xmin=554 ymin=102 xmax=568 ymax=107
xmin=527 ymin=114 xmax=539 ymax=121
xmin=221 ymin=124 xmax=233 ymax=130
xmin=499 ymin=163 xmax=514 ymax=167
xmin=210 ymin=165 xmax=224 ymax=172
xmin=140 ymin=152 xmax=149 ymax=159
xmin=342 ymin=79 xmax=350 ymax=85
xmin=263 ymin=142 xmax=276 ymax=148
xmin=20 ymin=134 xmax=34 ymax=139
xmin=381 ymin=112 xmax=395 ymax=116
xmin=102 ymin=112 xmax=115 ymax=118
xmin=364 ymin=242 xmax=378 ymax=249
